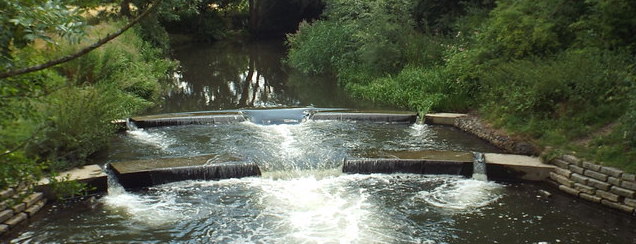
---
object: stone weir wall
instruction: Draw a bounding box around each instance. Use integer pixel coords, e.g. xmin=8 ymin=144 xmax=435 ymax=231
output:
xmin=547 ymin=154 xmax=636 ymax=215
xmin=0 ymin=188 xmax=47 ymax=236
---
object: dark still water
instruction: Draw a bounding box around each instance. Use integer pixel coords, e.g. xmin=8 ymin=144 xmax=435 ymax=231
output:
xmin=147 ymin=40 xmax=370 ymax=114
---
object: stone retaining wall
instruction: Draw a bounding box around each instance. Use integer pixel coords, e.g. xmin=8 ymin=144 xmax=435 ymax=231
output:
xmin=453 ymin=115 xmax=540 ymax=155
xmin=0 ymin=188 xmax=47 ymax=236
xmin=546 ymin=154 xmax=636 ymax=215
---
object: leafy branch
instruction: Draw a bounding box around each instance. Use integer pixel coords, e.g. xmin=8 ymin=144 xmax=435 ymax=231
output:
xmin=0 ymin=0 xmax=161 ymax=79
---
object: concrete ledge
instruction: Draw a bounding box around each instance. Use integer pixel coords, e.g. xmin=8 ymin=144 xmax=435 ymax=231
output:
xmin=342 ymin=151 xmax=553 ymax=182
xmin=109 ymin=156 xmax=261 ymax=189
xmin=37 ymin=165 xmax=108 ymax=197
xmin=485 ymin=153 xmax=555 ymax=181
xmin=424 ymin=113 xmax=467 ymax=125
xmin=130 ymin=114 xmax=246 ymax=128
xmin=311 ymin=112 xmax=417 ymax=124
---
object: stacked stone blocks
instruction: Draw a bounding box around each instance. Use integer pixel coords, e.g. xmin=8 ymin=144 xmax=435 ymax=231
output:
xmin=0 ymin=189 xmax=47 ymax=236
xmin=548 ymin=155 xmax=636 ymax=215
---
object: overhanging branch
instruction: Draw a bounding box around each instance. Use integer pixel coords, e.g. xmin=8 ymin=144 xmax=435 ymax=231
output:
xmin=0 ymin=0 xmax=161 ymax=79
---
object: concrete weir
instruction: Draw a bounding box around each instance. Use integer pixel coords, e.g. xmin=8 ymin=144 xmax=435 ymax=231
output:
xmin=310 ymin=112 xmax=417 ymax=124
xmin=108 ymin=155 xmax=261 ymax=189
xmin=129 ymin=114 xmax=246 ymax=128
xmin=116 ymin=109 xmax=419 ymax=129
xmin=343 ymin=150 xmax=554 ymax=182
xmin=343 ymin=159 xmax=473 ymax=176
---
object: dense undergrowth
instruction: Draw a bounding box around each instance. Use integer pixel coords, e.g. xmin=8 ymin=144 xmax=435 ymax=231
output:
xmin=0 ymin=20 xmax=175 ymax=192
xmin=286 ymin=0 xmax=636 ymax=172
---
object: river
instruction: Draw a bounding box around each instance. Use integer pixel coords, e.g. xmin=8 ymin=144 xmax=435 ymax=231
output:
xmin=7 ymin=40 xmax=636 ymax=243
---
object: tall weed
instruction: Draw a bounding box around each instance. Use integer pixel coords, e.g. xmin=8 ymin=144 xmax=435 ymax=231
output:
xmin=481 ymin=48 xmax=634 ymax=138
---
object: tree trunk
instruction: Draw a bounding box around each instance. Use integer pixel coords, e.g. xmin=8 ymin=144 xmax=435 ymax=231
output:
xmin=121 ymin=0 xmax=132 ymax=18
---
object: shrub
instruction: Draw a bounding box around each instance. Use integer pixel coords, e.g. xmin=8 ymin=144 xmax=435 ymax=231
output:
xmin=477 ymin=0 xmax=584 ymax=59
xmin=348 ymin=65 xmax=473 ymax=113
xmin=480 ymin=48 xmax=634 ymax=139
xmin=286 ymin=0 xmax=418 ymax=76
xmin=28 ymin=86 xmax=150 ymax=166
xmin=0 ymin=151 xmax=43 ymax=190
xmin=285 ymin=20 xmax=355 ymax=74
xmin=2 ymin=21 xmax=177 ymax=168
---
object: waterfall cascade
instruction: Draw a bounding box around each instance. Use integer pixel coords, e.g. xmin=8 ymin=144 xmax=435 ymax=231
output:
xmin=472 ymin=152 xmax=488 ymax=181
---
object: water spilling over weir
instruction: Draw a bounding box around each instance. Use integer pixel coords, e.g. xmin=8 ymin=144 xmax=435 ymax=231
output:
xmin=79 ymin=109 xmax=517 ymax=242
xmin=9 ymin=40 xmax=636 ymax=243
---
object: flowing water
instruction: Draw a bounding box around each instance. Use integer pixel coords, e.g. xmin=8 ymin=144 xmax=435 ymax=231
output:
xmin=7 ymin=41 xmax=636 ymax=243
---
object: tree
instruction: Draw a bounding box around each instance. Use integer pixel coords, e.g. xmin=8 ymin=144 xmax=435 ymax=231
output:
xmin=0 ymin=0 xmax=160 ymax=79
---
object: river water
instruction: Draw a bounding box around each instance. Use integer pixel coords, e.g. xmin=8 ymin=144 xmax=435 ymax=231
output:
xmin=8 ymin=41 xmax=636 ymax=243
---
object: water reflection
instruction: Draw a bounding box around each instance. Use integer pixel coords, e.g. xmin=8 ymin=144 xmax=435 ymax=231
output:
xmin=149 ymin=41 xmax=369 ymax=114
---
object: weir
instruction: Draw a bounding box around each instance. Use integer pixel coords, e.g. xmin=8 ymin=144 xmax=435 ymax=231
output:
xmin=241 ymin=108 xmax=311 ymax=125
xmin=310 ymin=112 xmax=417 ymax=124
xmin=342 ymin=159 xmax=472 ymax=176
xmin=108 ymin=156 xmax=261 ymax=189
xmin=128 ymin=114 xmax=246 ymax=128
xmin=119 ymin=108 xmax=419 ymax=129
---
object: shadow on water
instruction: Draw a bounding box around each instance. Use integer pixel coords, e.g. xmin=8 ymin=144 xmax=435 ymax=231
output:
xmin=147 ymin=40 xmax=374 ymax=114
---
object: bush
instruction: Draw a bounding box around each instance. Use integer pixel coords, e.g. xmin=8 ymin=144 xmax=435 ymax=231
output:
xmin=0 ymin=151 xmax=43 ymax=190
xmin=480 ymin=48 xmax=634 ymax=138
xmin=285 ymin=20 xmax=355 ymax=74
xmin=286 ymin=0 xmax=418 ymax=76
xmin=348 ymin=65 xmax=473 ymax=113
xmin=477 ymin=0 xmax=584 ymax=59
xmin=21 ymin=22 xmax=176 ymax=166
xmin=0 ymin=21 xmax=176 ymax=170
xmin=28 ymin=86 xmax=150 ymax=167
xmin=623 ymin=90 xmax=636 ymax=147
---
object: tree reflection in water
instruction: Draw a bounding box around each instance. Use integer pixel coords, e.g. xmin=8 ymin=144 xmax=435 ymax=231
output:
xmin=147 ymin=40 xmax=373 ymax=115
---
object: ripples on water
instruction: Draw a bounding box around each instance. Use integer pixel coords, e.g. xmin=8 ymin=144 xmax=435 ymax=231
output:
xmin=98 ymin=174 xmax=503 ymax=243
xmin=10 ymin=121 xmax=636 ymax=243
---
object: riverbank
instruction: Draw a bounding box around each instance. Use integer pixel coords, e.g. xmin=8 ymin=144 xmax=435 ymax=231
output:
xmin=284 ymin=0 xmax=636 ymax=174
xmin=425 ymin=113 xmax=636 ymax=216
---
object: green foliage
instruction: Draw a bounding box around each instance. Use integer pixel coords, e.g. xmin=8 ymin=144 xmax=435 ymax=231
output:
xmin=286 ymin=0 xmax=636 ymax=171
xmin=573 ymin=0 xmax=636 ymax=53
xmin=287 ymin=0 xmax=419 ymax=76
xmin=0 ymin=0 xmax=86 ymax=68
xmin=622 ymin=89 xmax=636 ymax=147
xmin=0 ymin=151 xmax=44 ymax=190
xmin=60 ymin=23 xmax=170 ymax=101
xmin=47 ymin=173 xmax=94 ymax=200
xmin=29 ymin=86 xmax=141 ymax=166
xmin=481 ymin=49 xmax=633 ymax=124
xmin=0 ymin=19 xmax=174 ymax=190
xmin=159 ymin=0 xmax=249 ymax=42
xmin=22 ymin=22 xmax=175 ymax=166
xmin=477 ymin=0 xmax=584 ymax=59
xmin=285 ymin=20 xmax=354 ymax=74
xmin=349 ymin=65 xmax=472 ymax=113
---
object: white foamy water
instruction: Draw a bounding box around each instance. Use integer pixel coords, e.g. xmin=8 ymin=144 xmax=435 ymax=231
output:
xmin=415 ymin=178 xmax=503 ymax=211
xmin=98 ymin=173 xmax=503 ymax=243
xmin=126 ymin=129 xmax=176 ymax=151
xmin=101 ymin=177 xmax=194 ymax=227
